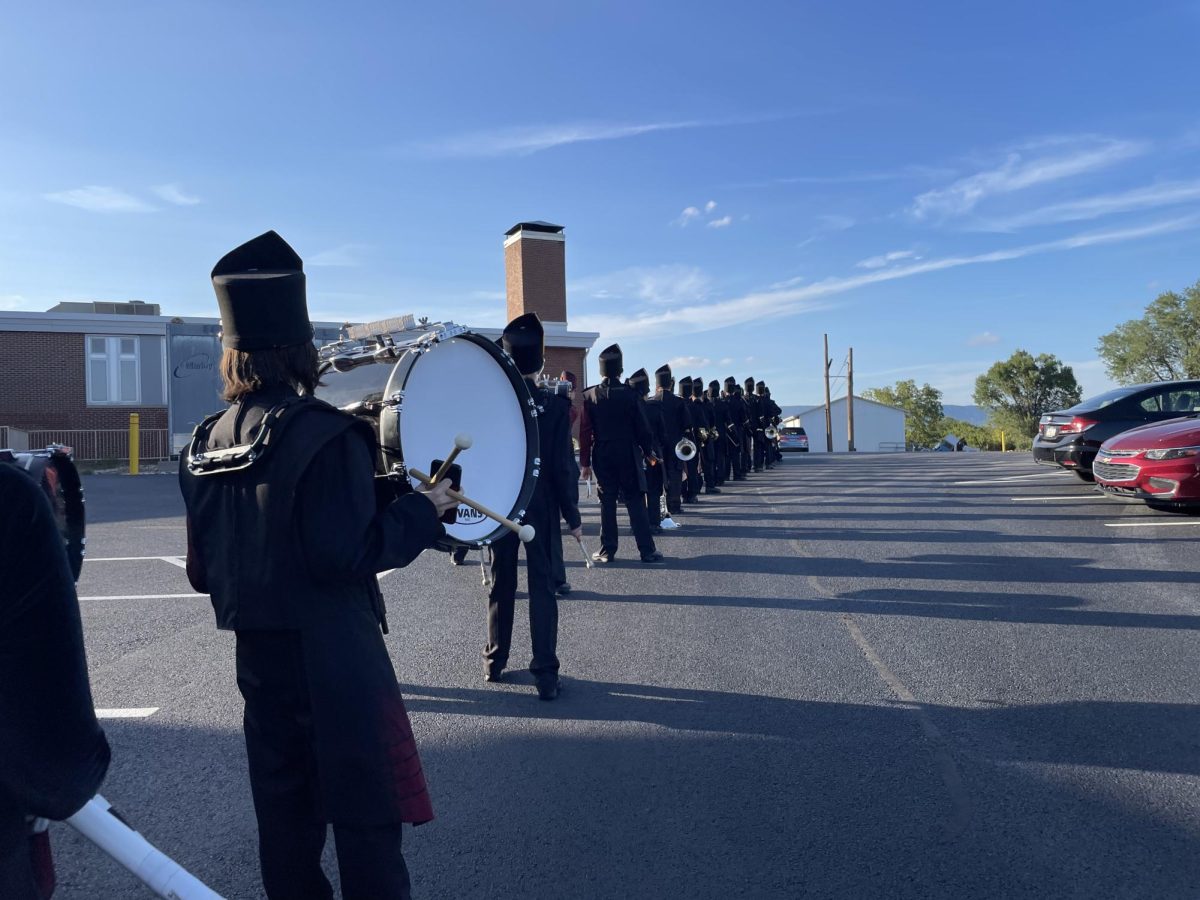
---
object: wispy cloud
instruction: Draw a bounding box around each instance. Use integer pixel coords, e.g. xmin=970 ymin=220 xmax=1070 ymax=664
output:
xmin=674 ymin=206 xmax=702 ymax=227
xmin=728 ymin=164 xmax=955 ymax=190
xmin=44 ymin=185 xmax=155 ymax=213
xmin=0 ymin=294 xmax=29 ymax=311
xmin=856 ymin=249 xmax=920 ymax=269
xmin=816 ymin=214 xmax=855 ymax=231
xmin=976 ymin=179 xmax=1200 ymax=231
xmin=707 ymin=215 xmax=733 ymax=229
xmin=573 ymin=215 xmax=1200 ymax=340
xmin=704 ymin=200 xmax=717 ymax=213
xmin=571 ymin=265 xmax=711 ymax=307
xmin=152 ymin=183 xmax=201 ymax=206
xmin=310 ymin=244 xmax=370 ymax=267
xmin=404 ymin=113 xmax=793 ymax=158
xmin=667 ymin=356 xmax=714 ymax=369
xmin=967 ymin=331 xmax=1001 ymax=346
xmin=910 ymin=135 xmax=1146 ymax=221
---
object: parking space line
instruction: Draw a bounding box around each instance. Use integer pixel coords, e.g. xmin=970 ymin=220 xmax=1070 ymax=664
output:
xmin=78 ymin=593 xmax=208 ymax=601
xmin=954 ymin=473 xmax=1065 ymax=485
xmin=86 ymin=555 xmax=187 ymax=562
xmin=158 ymin=556 xmax=187 ymax=568
xmin=96 ymin=708 xmax=159 ymax=718
xmin=1010 ymin=496 xmax=1106 ymax=502
xmin=1105 ymin=520 xmax=1200 ymax=528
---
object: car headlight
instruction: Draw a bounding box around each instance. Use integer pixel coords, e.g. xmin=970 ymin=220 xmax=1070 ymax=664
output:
xmin=1145 ymin=446 xmax=1200 ymax=461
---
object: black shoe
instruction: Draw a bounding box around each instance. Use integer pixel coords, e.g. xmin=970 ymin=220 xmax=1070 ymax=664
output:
xmin=484 ymin=666 xmax=504 ymax=683
xmin=593 ymin=549 xmax=614 ymax=563
xmin=650 ymin=525 xmax=664 ymax=535
xmin=451 ymin=548 xmax=468 ymax=566
xmin=705 ymin=487 xmax=722 ymax=495
xmin=536 ymin=677 xmax=560 ymax=701
xmin=640 ymin=550 xmax=664 ymax=564
xmin=555 ymin=582 xmax=571 ymax=597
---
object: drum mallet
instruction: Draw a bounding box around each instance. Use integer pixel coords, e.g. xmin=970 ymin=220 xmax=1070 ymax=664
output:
xmin=408 ymin=467 xmax=536 ymax=543
xmin=573 ymin=534 xmax=594 ymax=569
xmin=431 ymin=433 xmax=473 ymax=484
xmin=66 ymin=795 xmax=224 ymax=899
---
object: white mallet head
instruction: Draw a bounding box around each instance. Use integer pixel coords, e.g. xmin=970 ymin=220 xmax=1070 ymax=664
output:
xmin=517 ymin=524 xmax=536 ymax=543
xmin=454 ymin=432 xmax=473 ymax=450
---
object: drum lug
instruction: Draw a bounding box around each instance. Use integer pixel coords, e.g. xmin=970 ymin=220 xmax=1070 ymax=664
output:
xmin=387 ymin=390 xmax=404 ymax=408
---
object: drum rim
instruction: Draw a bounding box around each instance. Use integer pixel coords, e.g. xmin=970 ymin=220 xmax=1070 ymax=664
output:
xmin=383 ymin=331 xmax=540 ymax=548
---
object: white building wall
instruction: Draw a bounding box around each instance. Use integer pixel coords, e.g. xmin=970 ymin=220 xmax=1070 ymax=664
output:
xmin=797 ymin=396 xmax=906 ymax=452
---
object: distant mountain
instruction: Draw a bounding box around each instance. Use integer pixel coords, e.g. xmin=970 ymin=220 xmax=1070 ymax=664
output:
xmin=943 ymin=404 xmax=989 ymax=426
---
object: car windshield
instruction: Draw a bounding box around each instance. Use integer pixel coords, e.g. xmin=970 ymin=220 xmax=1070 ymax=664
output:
xmin=1067 ymin=386 xmax=1138 ymax=412
xmin=781 ymin=428 xmax=805 ymax=435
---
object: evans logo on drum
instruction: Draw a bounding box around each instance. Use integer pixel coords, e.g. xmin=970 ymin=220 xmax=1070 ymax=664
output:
xmin=456 ymin=505 xmax=487 ymax=524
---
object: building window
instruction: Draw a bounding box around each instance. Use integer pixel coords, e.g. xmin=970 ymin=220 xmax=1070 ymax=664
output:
xmin=87 ymin=336 xmax=141 ymax=404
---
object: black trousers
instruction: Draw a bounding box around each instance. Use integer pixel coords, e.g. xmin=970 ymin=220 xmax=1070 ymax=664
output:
xmin=753 ymin=429 xmax=766 ymax=471
xmin=597 ymin=480 xmax=655 ymax=556
xmin=701 ymin=442 xmax=717 ymax=490
xmin=663 ymin=457 xmax=684 ymax=514
xmin=713 ymin=437 xmax=726 ymax=485
xmin=236 ymin=631 xmax=411 ymax=900
xmin=646 ymin=460 xmax=665 ymax=526
xmin=549 ymin=520 xmax=567 ymax=589
xmin=684 ymin=452 xmax=700 ymax=499
xmin=485 ymin=527 xmax=559 ymax=677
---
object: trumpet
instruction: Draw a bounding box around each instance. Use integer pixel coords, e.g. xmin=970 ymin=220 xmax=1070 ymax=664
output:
xmin=764 ymin=425 xmax=778 ymax=440
xmin=675 ymin=437 xmax=697 ymax=461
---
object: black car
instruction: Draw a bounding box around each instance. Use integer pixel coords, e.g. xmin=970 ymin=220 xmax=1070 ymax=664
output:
xmin=1033 ymin=380 xmax=1200 ymax=480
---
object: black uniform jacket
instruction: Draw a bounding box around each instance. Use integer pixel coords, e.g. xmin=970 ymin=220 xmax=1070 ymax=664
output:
xmin=711 ymin=394 xmax=732 ymax=445
xmin=647 ymin=389 xmax=689 ymax=453
xmin=532 ymin=389 xmax=582 ymax=532
xmin=1 ymin=465 xmax=110 ymax=898
xmin=639 ymin=394 xmax=667 ymax=460
xmin=580 ymin=379 xmax=653 ymax=492
xmin=179 ymin=385 xmax=444 ymax=824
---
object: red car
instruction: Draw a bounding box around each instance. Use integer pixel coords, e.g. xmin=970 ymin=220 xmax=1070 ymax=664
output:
xmin=1093 ymin=415 xmax=1200 ymax=512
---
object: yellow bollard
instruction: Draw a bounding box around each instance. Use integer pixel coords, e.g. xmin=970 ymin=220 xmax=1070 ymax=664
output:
xmin=129 ymin=413 xmax=140 ymax=475
xmin=1000 ymin=431 xmax=1006 ymax=453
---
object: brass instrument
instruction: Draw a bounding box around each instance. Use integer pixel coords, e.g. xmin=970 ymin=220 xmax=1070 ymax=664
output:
xmin=764 ymin=425 xmax=778 ymax=440
xmin=675 ymin=437 xmax=697 ymax=461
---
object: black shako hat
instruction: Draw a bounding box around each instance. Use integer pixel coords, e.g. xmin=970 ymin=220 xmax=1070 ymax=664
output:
xmin=211 ymin=231 xmax=312 ymax=351
xmin=708 ymin=379 xmax=720 ymax=393
xmin=655 ymin=364 xmax=673 ymax=390
xmin=723 ymin=376 xmax=736 ymax=389
xmin=627 ymin=367 xmax=650 ymax=394
xmin=679 ymin=376 xmax=693 ymax=399
xmin=501 ymin=312 xmax=545 ymax=376
xmin=599 ymin=343 xmax=623 ymax=378
xmin=691 ymin=376 xmax=702 ymax=396
xmin=756 ymin=380 xmax=766 ymax=395
xmin=744 ymin=376 xmax=756 ymax=392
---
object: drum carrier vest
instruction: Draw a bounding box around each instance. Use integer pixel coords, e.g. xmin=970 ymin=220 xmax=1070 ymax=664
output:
xmin=179 ymin=396 xmax=382 ymax=631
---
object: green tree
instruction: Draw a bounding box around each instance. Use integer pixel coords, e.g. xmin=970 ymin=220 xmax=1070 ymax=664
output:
xmin=973 ymin=350 xmax=1082 ymax=441
xmin=938 ymin=416 xmax=1004 ymax=451
xmin=1096 ymin=281 xmax=1200 ymax=384
xmin=862 ymin=379 xmax=944 ymax=449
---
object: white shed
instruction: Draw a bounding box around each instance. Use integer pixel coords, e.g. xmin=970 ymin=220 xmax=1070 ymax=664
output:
xmin=792 ymin=396 xmax=906 ymax=452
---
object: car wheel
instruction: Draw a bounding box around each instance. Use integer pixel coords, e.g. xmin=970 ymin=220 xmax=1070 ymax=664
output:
xmin=1073 ymin=470 xmax=1096 ymax=483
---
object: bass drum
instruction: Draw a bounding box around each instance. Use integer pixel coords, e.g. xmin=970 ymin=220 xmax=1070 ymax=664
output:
xmin=318 ymin=330 xmax=540 ymax=548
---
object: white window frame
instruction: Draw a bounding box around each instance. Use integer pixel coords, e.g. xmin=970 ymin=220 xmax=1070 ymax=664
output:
xmin=86 ymin=335 xmax=142 ymax=405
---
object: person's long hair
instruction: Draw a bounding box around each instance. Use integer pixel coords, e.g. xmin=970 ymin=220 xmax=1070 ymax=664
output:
xmin=218 ymin=341 xmax=320 ymax=401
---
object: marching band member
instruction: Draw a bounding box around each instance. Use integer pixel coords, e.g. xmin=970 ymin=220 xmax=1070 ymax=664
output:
xmin=485 ymin=314 xmax=581 ymax=700
xmin=679 ymin=377 xmax=701 ymax=504
xmin=648 ymin=365 xmax=688 ymax=518
xmin=694 ymin=376 xmax=721 ymax=495
xmin=579 ymin=345 xmax=663 ymax=564
xmin=179 ymin=231 xmax=457 ymax=900
xmin=627 ymin=367 xmax=667 ymax=533
xmin=549 ymin=370 xmax=580 ymax=597
xmin=708 ymin=379 xmax=730 ymax=489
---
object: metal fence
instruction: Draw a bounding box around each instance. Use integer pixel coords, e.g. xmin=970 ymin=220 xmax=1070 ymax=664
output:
xmin=1 ymin=427 xmax=172 ymax=462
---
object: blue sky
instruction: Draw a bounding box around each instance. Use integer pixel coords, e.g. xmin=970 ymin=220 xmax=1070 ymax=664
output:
xmin=2 ymin=1 xmax=1199 ymax=405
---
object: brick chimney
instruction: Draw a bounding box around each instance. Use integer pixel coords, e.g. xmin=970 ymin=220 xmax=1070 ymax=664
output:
xmin=504 ymin=221 xmax=566 ymax=324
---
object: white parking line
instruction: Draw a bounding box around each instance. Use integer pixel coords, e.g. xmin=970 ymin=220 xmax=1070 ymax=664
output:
xmin=1105 ymin=520 xmax=1200 ymax=528
xmin=95 ymin=708 xmax=159 ymax=718
xmin=954 ymin=472 xmax=1065 ymax=485
xmin=1010 ymin=496 xmax=1105 ymax=502
xmin=86 ymin=556 xmax=187 ymax=563
xmin=78 ymin=593 xmax=207 ymax=601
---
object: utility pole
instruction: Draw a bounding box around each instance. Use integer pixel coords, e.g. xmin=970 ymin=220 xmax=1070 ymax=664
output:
xmin=847 ymin=347 xmax=856 ymax=452
xmin=823 ymin=333 xmax=833 ymax=452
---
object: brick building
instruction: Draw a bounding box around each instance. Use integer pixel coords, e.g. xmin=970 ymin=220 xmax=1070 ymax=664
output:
xmin=0 ymin=220 xmax=596 ymax=456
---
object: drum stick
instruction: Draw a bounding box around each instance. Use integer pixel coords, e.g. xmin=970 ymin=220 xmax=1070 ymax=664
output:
xmin=431 ymin=433 xmax=473 ymax=484
xmin=408 ymin=467 xmax=535 ymax=543
xmin=573 ymin=533 xmax=594 ymax=569
xmin=66 ymin=795 xmax=224 ymax=899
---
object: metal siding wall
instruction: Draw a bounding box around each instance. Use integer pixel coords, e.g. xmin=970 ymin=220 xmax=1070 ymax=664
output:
xmin=139 ymin=335 xmax=166 ymax=405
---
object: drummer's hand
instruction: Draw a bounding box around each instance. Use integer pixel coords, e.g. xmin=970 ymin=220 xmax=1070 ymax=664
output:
xmin=580 ymin=466 xmax=592 ymax=481
xmin=421 ymin=480 xmax=458 ymax=516
xmin=569 ymin=526 xmax=583 ymax=540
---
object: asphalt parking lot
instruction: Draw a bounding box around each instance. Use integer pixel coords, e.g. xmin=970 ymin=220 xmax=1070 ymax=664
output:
xmin=53 ymin=453 xmax=1200 ymax=899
